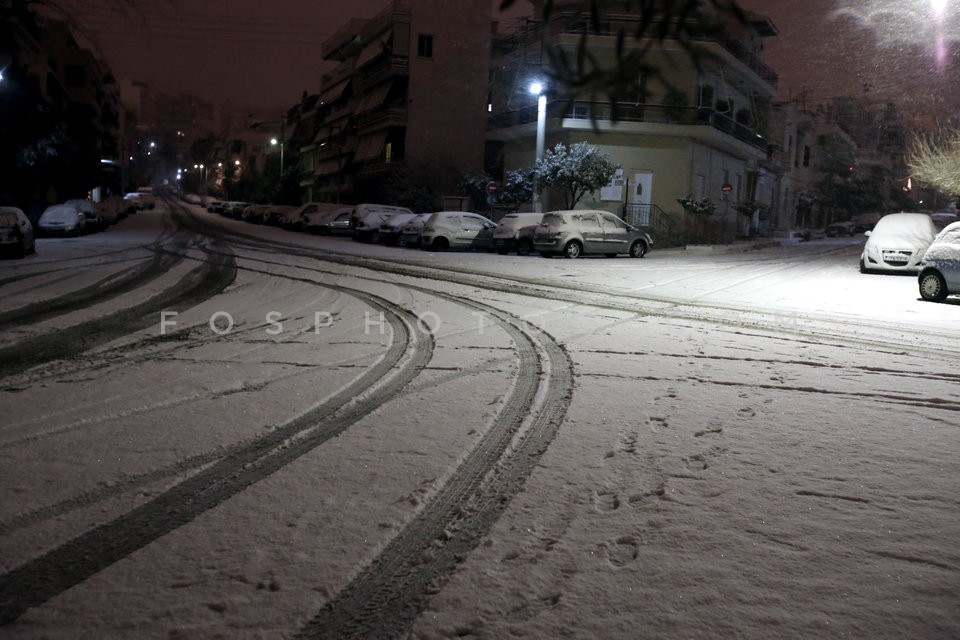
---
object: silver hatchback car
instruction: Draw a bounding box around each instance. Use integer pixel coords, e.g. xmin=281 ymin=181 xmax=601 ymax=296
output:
xmin=533 ymin=210 xmax=652 ymax=258
xmin=918 ymin=221 xmax=960 ymax=302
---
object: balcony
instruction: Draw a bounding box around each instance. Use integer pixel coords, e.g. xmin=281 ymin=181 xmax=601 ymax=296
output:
xmin=489 ymin=101 xmax=768 ymax=152
xmin=494 ymin=13 xmax=777 ymax=89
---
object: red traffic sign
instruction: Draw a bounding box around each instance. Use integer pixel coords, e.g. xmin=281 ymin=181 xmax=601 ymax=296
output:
xmin=721 ymin=182 xmax=733 ymax=193
xmin=487 ymin=181 xmax=499 ymax=194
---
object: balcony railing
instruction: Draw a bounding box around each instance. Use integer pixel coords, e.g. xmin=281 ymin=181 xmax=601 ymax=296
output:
xmin=489 ymin=101 xmax=768 ymax=151
xmin=494 ymin=12 xmax=777 ymax=88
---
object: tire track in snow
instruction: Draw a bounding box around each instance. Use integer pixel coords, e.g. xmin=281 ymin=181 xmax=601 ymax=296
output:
xmin=295 ymin=295 xmax=574 ymax=640
xmin=0 ymin=240 xmax=237 ymax=379
xmin=0 ymin=285 xmax=434 ymax=625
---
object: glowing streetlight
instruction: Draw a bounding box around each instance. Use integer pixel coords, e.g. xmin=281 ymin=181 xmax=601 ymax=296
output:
xmin=529 ymin=81 xmax=547 ymax=212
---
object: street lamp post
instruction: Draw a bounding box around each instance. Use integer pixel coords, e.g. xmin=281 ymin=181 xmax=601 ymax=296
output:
xmin=270 ymin=136 xmax=285 ymax=176
xmin=194 ymin=163 xmax=207 ymax=201
xmin=529 ymin=81 xmax=547 ymax=212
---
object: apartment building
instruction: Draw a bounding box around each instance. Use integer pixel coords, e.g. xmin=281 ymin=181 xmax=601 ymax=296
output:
xmin=304 ymin=0 xmax=492 ymax=205
xmin=487 ymin=1 xmax=781 ymax=241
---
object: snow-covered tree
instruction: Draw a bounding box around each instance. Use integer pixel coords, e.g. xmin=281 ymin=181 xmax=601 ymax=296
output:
xmin=908 ymin=126 xmax=960 ymax=197
xmin=532 ymin=142 xmax=618 ymax=209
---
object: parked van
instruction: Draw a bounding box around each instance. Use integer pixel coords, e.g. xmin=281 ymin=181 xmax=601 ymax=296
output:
xmin=492 ymin=212 xmax=544 ymax=255
xmin=349 ymin=203 xmax=414 ymax=242
xmin=533 ymin=210 xmax=652 ymax=258
xmin=419 ymin=211 xmax=496 ymax=251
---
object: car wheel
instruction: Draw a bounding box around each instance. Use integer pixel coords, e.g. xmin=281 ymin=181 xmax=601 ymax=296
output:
xmin=859 ymin=258 xmax=869 ymax=274
xmin=629 ymin=240 xmax=647 ymax=258
xmin=516 ymin=238 xmax=533 ymax=256
xmin=563 ymin=241 xmax=582 ymax=259
xmin=433 ymin=237 xmax=449 ymax=251
xmin=919 ymin=270 xmax=948 ymax=302
xmin=370 ymin=231 xmax=380 ymax=243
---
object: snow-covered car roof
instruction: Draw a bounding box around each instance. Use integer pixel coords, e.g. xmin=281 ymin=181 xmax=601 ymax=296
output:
xmin=39 ymin=205 xmax=82 ymax=223
xmin=868 ymin=213 xmax=938 ymax=243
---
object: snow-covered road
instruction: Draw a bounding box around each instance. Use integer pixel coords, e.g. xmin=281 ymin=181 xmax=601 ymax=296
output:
xmin=1 ymin=202 xmax=956 ymax=639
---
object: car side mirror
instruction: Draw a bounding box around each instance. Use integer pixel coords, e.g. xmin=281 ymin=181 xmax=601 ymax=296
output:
xmin=864 ymin=230 xmax=872 ymax=237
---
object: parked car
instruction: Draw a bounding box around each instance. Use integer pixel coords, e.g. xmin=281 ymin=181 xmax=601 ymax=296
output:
xmin=859 ymin=212 xmax=938 ymax=274
xmin=37 ymin=203 xmax=87 ymax=236
xmin=350 ymin=203 xmax=414 ymax=242
xmin=242 ymin=204 xmax=273 ymax=224
xmin=419 ymin=211 xmax=496 ymax=251
xmin=917 ymin=221 xmax=960 ymax=302
xmin=304 ymin=206 xmax=353 ymax=234
xmin=65 ymin=199 xmax=106 ymax=233
xmin=377 ymin=212 xmax=423 ymax=245
xmin=399 ymin=213 xmax=431 ymax=248
xmin=0 ymin=206 xmax=36 ymax=258
xmin=206 ymin=200 xmax=227 ymax=214
xmin=533 ymin=210 xmax=652 ymax=258
xmin=277 ymin=202 xmax=341 ymax=231
xmin=265 ymin=205 xmax=299 ymax=227
xmin=492 ymin=212 xmax=544 ymax=255
xmin=224 ymin=201 xmax=252 ymax=219
xmin=124 ymin=192 xmax=146 ymax=210
xmin=930 ymin=212 xmax=959 ymax=230
xmin=95 ymin=195 xmax=134 ymax=224
xmin=825 ymin=220 xmax=856 ymax=237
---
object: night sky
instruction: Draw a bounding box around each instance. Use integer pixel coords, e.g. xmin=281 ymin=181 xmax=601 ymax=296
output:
xmin=66 ymin=0 xmax=960 ymax=115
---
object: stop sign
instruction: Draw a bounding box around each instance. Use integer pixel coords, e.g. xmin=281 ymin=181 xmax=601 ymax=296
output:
xmin=721 ymin=182 xmax=733 ymax=193
xmin=487 ymin=181 xmax=499 ymax=194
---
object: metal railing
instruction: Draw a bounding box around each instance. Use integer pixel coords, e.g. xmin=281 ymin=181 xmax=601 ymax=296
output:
xmin=622 ymin=203 xmax=676 ymax=239
xmin=489 ymin=101 xmax=768 ymax=151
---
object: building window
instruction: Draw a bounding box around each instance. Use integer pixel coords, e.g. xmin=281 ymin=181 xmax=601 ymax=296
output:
xmin=417 ymin=34 xmax=434 ymax=58
xmin=803 ymin=145 xmax=811 ymax=167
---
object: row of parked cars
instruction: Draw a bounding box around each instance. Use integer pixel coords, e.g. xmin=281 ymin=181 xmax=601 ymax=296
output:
xmin=859 ymin=212 xmax=960 ymax=303
xmin=199 ymin=199 xmax=655 ymax=260
xmin=0 ymin=192 xmax=155 ymax=259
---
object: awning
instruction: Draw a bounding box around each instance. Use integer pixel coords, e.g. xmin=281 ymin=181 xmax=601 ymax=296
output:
xmin=314 ymin=159 xmax=343 ymax=176
xmin=319 ymin=78 xmax=350 ymax=105
xmin=355 ymin=81 xmax=392 ymax=114
xmin=356 ymin=38 xmax=387 ymax=69
xmin=354 ymin=131 xmax=387 ymax=161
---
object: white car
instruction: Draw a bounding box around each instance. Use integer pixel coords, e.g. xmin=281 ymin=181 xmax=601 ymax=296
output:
xmin=0 ymin=206 xmax=36 ymax=258
xmin=304 ymin=206 xmax=353 ymax=235
xmin=918 ymin=221 xmax=960 ymax=302
xmin=399 ymin=213 xmax=432 ymax=248
xmin=492 ymin=212 xmax=544 ymax=255
xmin=37 ymin=204 xmax=87 ymax=236
xmin=419 ymin=211 xmax=496 ymax=251
xmin=859 ymin=213 xmax=938 ymax=274
xmin=378 ymin=212 xmax=426 ymax=245
xmin=349 ymin=203 xmax=414 ymax=242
